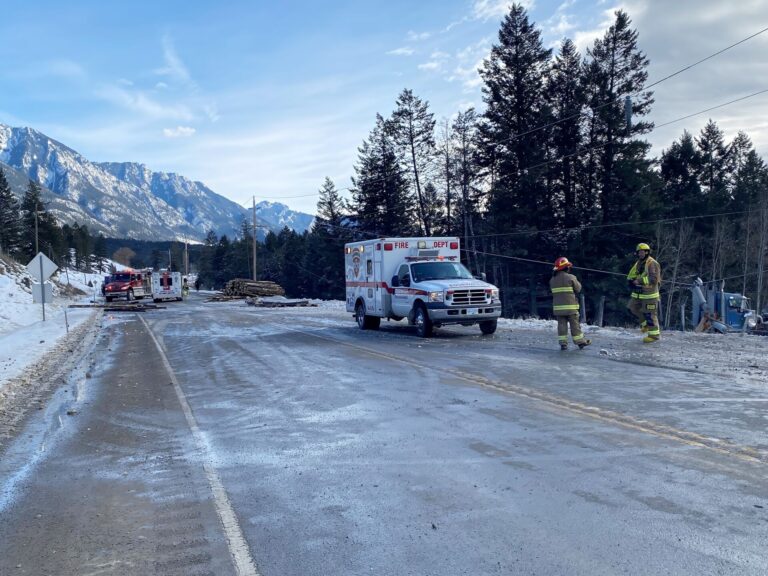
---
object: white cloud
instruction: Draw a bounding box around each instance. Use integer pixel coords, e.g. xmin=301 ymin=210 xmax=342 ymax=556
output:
xmin=154 ymin=34 xmax=192 ymax=84
xmin=446 ymin=37 xmax=493 ymax=92
xmin=96 ymin=84 xmax=195 ymax=121
xmin=387 ymin=47 xmax=415 ymax=56
xmin=155 ymin=81 xmax=169 ymax=90
xmin=418 ymin=61 xmax=441 ymax=71
xmin=163 ymin=126 xmax=196 ymax=138
xmin=473 ymin=0 xmax=534 ymax=21
xmin=408 ymin=30 xmax=432 ymax=41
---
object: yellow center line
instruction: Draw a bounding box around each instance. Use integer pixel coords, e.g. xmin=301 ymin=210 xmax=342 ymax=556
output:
xmin=285 ymin=325 xmax=767 ymax=466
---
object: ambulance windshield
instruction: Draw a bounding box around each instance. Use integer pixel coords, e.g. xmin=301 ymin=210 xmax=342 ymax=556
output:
xmin=411 ymin=262 xmax=473 ymax=282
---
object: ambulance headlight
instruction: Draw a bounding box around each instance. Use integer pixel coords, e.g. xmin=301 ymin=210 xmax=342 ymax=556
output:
xmin=491 ymin=288 xmax=499 ymax=301
xmin=429 ymin=291 xmax=444 ymax=302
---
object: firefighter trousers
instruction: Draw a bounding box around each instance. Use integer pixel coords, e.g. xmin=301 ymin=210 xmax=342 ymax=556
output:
xmin=628 ymin=298 xmax=661 ymax=339
xmin=557 ymin=314 xmax=586 ymax=344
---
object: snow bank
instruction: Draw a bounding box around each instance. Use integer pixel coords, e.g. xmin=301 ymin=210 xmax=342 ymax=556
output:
xmin=0 ymin=255 xmax=106 ymax=391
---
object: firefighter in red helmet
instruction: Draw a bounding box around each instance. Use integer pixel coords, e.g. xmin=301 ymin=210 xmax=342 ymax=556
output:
xmin=550 ymin=257 xmax=591 ymax=351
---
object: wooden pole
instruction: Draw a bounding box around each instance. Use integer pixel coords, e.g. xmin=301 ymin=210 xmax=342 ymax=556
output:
xmin=596 ymin=295 xmax=605 ymax=327
xmin=252 ymin=197 xmax=257 ymax=281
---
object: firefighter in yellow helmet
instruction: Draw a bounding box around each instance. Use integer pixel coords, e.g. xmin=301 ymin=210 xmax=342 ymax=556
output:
xmin=550 ymin=257 xmax=591 ymax=351
xmin=627 ymin=243 xmax=662 ymax=343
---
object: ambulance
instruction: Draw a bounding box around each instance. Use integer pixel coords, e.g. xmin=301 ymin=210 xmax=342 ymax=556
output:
xmin=345 ymin=237 xmax=502 ymax=337
xmin=151 ymin=269 xmax=183 ymax=302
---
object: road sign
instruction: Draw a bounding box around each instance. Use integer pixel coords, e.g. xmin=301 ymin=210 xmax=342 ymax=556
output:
xmin=26 ymin=252 xmax=58 ymax=282
xmin=32 ymin=282 xmax=53 ymax=304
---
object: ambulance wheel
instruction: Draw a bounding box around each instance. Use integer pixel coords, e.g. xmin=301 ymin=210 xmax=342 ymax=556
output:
xmin=479 ymin=319 xmax=498 ymax=335
xmin=414 ymin=304 xmax=433 ymax=338
xmin=355 ymin=302 xmax=380 ymax=330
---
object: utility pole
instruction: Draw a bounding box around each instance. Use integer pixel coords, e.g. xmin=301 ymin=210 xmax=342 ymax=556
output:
xmin=34 ymin=201 xmax=39 ymax=254
xmin=252 ymin=196 xmax=257 ymax=281
xmin=185 ymin=241 xmax=189 ymax=277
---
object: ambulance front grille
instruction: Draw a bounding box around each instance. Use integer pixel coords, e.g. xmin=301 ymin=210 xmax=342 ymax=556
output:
xmin=451 ymin=289 xmax=487 ymax=305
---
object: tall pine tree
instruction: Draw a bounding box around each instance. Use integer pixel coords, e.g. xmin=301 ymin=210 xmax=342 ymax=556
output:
xmin=350 ymin=114 xmax=415 ymax=236
xmin=390 ymin=88 xmax=438 ymax=235
xmin=0 ymin=168 xmax=22 ymax=256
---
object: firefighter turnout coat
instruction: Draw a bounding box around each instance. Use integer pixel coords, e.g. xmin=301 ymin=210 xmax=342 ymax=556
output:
xmin=549 ymin=270 xmax=582 ymax=316
xmin=627 ymin=256 xmax=661 ymax=305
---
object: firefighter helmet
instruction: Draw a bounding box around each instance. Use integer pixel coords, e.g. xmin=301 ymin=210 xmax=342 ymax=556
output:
xmin=553 ymin=257 xmax=572 ymax=271
xmin=636 ymin=242 xmax=651 ymax=252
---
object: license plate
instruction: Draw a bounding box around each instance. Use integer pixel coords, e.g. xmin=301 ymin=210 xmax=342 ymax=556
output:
xmin=466 ymin=308 xmax=478 ymax=315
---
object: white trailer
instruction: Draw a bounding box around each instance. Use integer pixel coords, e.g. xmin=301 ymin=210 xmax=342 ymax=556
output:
xmin=345 ymin=237 xmax=502 ymax=337
xmin=151 ymin=269 xmax=183 ymax=302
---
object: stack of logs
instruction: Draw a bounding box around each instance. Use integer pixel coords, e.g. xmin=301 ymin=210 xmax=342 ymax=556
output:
xmin=217 ymin=278 xmax=286 ymax=299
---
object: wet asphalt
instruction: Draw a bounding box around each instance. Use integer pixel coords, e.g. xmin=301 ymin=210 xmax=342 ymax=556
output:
xmin=0 ymin=294 xmax=766 ymax=575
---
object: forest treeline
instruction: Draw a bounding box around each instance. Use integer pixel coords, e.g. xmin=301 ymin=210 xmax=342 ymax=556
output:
xmin=1 ymin=5 xmax=766 ymax=326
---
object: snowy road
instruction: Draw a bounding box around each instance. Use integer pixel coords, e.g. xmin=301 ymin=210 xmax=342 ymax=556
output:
xmin=1 ymin=294 xmax=767 ymax=575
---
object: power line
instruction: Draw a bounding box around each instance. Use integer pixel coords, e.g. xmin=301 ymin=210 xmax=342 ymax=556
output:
xmin=456 ymin=26 xmax=768 ymax=149
xmin=654 ymin=88 xmax=768 ymax=129
xmin=255 ymin=85 xmax=768 ymax=207
xmin=522 ymin=87 xmax=768 ymax=174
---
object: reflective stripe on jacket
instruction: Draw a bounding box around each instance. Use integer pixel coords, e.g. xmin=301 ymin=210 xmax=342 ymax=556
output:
xmin=627 ymin=256 xmax=661 ymax=300
xmin=550 ymin=271 xmax=581 ymax=316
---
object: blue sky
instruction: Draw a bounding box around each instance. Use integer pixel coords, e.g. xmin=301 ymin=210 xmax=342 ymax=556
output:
xmin=1 ymin=1 xmax=767 ymax=214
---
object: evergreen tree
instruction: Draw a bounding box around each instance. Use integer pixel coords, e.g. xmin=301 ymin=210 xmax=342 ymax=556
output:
xmin=198 ymin=229 xmax=218 ymax=288
xmin=545 ymin=38 xmax=586 ymax=230
xmin=390 ymin=88 xmax=438 ymax=235
xmin=696 ymin=120 xmax=731 ymax=209
xmin=660 ymin=131 xmax=704 ymax=219
xmin=0 ymin=168 xmax=22 ymax=256
xmin=350 ymin=114 xmax=415 ymax=236
xmin=451 ymin=109 xmax=483 ymax=273
xmin=307 ymin=177 xmax=347 ymax=298
xmin=20 ymin=179 xmax=61 ymax=261
xmin=94 ymin=234 xmax=108 ymax=272
xmin=478 ymin=3 xmax=552 ymax=233
xmin=582 ymin=10 xmax=654 ymax=224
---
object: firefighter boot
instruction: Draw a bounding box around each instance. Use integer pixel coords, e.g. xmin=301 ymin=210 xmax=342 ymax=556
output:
xmin=641 ymin=323 xmax=650 ymax=333
xmin=642 ymin=335 xmax=660 ymax=344
xmin=560 ymin=343 xmax=568 ymax=351
xmin=577 ymin=339 xmax=592 ymax=350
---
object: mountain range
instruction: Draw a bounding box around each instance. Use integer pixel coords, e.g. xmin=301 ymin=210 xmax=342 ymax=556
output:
xmin=0 ymin=123 xmax=314 ymax=241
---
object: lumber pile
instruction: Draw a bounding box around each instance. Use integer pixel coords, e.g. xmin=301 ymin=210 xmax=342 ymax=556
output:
xmin=223 ymin=279 xmax=286 ymax=298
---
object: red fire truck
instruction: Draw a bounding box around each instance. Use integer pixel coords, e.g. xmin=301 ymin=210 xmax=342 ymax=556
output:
xmin=104 ymin=269 xmax=152 ymax=302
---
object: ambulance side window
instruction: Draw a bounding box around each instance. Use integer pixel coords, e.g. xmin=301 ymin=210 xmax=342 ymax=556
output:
xmin=397 ymin=265 xmax=410 ymax=283
xmin=366 ymin=260 xmax=372 ymax=276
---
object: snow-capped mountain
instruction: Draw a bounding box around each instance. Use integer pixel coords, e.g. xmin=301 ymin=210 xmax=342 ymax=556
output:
xmin=0 ymin=123 xmax=314 ymax=241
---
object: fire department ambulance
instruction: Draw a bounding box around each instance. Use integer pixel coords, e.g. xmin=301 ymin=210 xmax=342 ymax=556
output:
xmin=151 ymin=269 xmax=183 ymax=302
xmin=345 ymin=237 xmax=502 ymax=337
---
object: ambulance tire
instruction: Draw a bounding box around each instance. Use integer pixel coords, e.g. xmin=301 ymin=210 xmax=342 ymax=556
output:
xmin=479 ymin=319 xmax=497 ymax=335
xmin=355 ymin=301 xmax=380 ymax=330
xmin=414 ymin=304 xmax=433 ymax=338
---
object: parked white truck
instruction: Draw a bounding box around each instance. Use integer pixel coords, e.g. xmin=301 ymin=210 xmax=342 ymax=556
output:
xmin=345 ymin=237 xmax=502 ymax=337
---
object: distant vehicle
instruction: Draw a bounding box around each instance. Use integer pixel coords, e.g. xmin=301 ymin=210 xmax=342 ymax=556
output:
xmin=104 ymin=269 xmax=151 ymax=302
xmin=691 ymin=278 xmax=764 ymax=333
xmin=345 ymin=237 xmax=502 ymax=337
xmin=151 ymin=269 xmax=183 ymax=302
